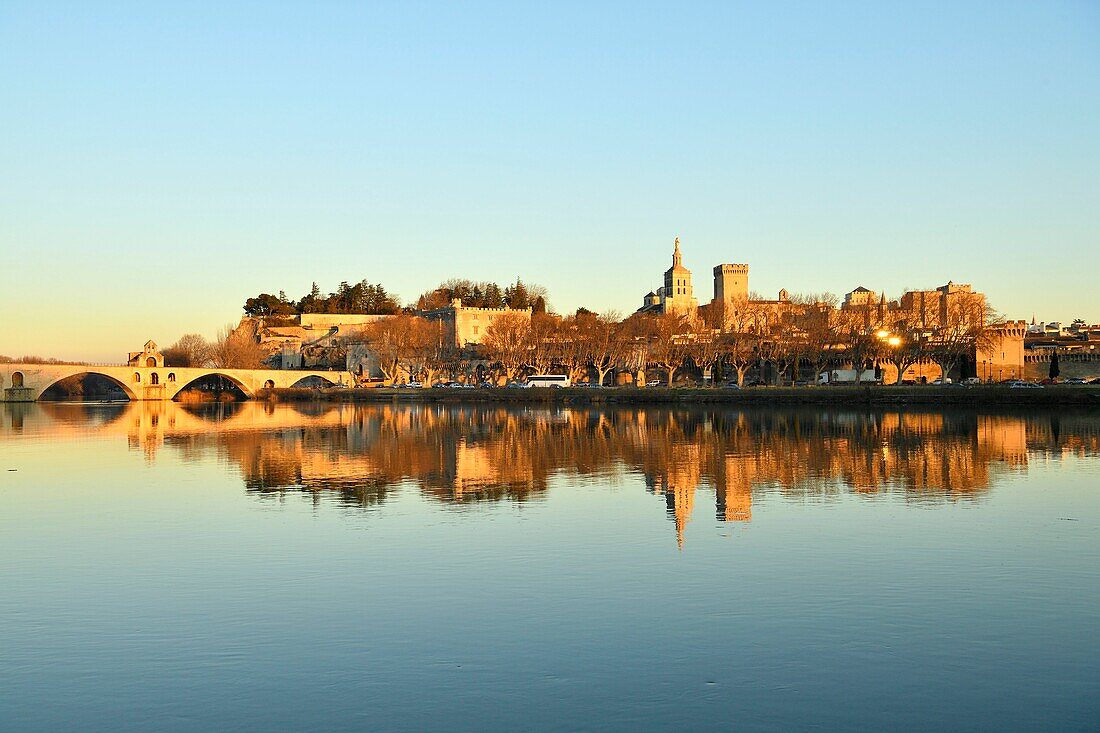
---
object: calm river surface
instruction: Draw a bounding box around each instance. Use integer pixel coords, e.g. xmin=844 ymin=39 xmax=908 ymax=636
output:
xmin=1 ymin=401 xmax=1098 ymax=731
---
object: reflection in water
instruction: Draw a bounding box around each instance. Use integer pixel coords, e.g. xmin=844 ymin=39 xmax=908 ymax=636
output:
xmin=5 ymin=401 xmax=1099 ymax=546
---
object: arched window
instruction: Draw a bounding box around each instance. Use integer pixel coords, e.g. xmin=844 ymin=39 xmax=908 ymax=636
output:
xmin=146 ymin=356 xmax=157 ymax=367
xmin=133 ymin=372 xmax=141 ymax=383
xmin=150 ymin=373 xmax=159 ymax=385
xmin=11 ymin=371 xmax=23 ymax=388
xmin=167 ymin=373 xmax=176 ymax=383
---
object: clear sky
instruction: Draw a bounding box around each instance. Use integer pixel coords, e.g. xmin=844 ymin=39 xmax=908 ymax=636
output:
xmin=2 ymin=1 xmax=1098 ymax=362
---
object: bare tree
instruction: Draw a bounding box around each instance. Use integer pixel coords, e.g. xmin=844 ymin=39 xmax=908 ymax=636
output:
xmin=164 ymin=333 xmax=212 ymax=367
xmin=583 ymin=311 xmax=626 ymax=386
xmin=833 ymin=308 xmax=886 ymax=386
xmin=553 ymin=314 xmax=591 ymax=383
xmin=929 ymin=292 xmax=992 ymax=380
xmin=364 ymin=315 xmax=435 ymax=384
xmin=717 ymin=329 xmax=759 ymax=387
xmin=409 ymin=319 xmax=453 ymax=386
xmin=687 ymin=319 xmax=723 ymax=385
xmin=647 ymin=313 xmax=694 ymax=387
xmin=211 ymin=323 xmax=266 ymax=369
xmin=789 ymin=300 xmax=839 ymax=386
xmin=524 ymin=312 xmax=560 ymax=374
xmin=483 ymin=311 xmax=531 ymax=382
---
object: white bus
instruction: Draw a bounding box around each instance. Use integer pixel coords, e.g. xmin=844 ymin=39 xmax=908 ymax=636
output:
xmin=524 ymin=374 xmax=571 ymax=388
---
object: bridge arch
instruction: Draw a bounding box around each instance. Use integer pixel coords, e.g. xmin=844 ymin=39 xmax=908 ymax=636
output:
xmin=38 ymin=371 xmax=137 ymax=401
xmin=289 ymin=374 xmax=337 ymax=388
xmin=172 ymin=372 xmax=255 ymax=400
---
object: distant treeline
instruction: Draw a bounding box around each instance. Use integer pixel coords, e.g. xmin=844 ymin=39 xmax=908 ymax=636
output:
xmin=415 ymin=278 xmax=547 ymax=312
xmin=243 ymin=281 xmax=401 ymax=317
xmin=243 ymin=277 xmax=549 ymax=317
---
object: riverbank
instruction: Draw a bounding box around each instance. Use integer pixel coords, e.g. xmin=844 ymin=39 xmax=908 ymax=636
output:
xmin=262 ymin=385 xmax=1100 ymax=407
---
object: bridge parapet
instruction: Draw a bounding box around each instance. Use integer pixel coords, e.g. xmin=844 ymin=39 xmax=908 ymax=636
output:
xmin=0 ymin=364 xmax=348 ymax=402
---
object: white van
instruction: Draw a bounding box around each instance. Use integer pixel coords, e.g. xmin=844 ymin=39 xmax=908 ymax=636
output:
xmin=524 ymin=374 xmax=571 ymax=388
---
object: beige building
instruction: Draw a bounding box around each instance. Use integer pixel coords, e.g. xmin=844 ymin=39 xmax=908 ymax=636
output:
xmin=421 ymin=298 xmax=532 ymax=348
xmin=639 ymin=238 xmax=699 ymax=315
xmin=127 ymin=340 xmax=164 ymax=368
xmin=713 ymin=262 xmax=750 ymax=306
xmin=976 ymin=321 xmax=1027 ymax=382
xmin=895 ymin=282 xmax=986 ymax=330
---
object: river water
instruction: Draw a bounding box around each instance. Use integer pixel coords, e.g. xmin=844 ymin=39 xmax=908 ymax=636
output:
xmin=1 ymin=401 xmax=1097 ymax=731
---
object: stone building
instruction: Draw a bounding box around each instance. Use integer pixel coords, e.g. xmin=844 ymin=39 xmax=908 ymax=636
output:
xmin=127 ymin=340 xmax=164 ymax=368
xmin=421 ymin=298 xmax=532 ymax=348
xmin=976 ymin=321 xmax=1028 ymax=382
xmin=638 ymin=238 xmax=699 ymax=315
xmin=713 ymin=262 xmax=749 ymax=307
xmin=894 ymin=282 xmax=986 ymax=330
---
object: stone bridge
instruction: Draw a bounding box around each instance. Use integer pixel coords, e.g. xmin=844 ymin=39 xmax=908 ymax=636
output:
xmin=0 ymin=363 xmax=350 ymax=402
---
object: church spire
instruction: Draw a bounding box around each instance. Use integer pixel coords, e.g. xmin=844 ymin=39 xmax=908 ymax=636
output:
xmin=672 ymin=236 xmax=682 ymax=268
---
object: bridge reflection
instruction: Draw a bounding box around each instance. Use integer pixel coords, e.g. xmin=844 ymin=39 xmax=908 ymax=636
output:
xmin=5 ymin=401 xmax=1098 ymax=546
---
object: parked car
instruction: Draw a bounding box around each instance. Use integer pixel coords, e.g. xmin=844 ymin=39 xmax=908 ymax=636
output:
xmin=1008 ymin=380 xmax=1043 ymax=389
xmin=1063 ymin=378 xmax=1087 ymax=385
xmin=961 ymin=377 xmax=982 ymax=386
xmin=932 ymin=377 xmax=953 ymax=385
xmin=723 ymin=381 xmax=742 ymax=389
xmin=646 ymin=380 xmax=663 ymax=387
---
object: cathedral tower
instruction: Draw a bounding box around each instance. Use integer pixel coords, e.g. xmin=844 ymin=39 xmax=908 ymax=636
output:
xmin=659 ymin=238 xmax=698 ymax=315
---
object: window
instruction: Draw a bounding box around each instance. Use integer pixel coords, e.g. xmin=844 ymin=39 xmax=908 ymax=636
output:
xmin=150 ymin=373 xmax=159 ymax=385
xmin=133 ymin=372 xmax=141 ymax=383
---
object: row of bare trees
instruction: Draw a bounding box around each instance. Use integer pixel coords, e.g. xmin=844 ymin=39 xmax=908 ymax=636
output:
xmin=345 ymin=296 xmax=997 ymax=387
xmin=475 ymin=293 xmax=995 ymax=386
xmin=163 ymin=324 xmax=268 ymax=370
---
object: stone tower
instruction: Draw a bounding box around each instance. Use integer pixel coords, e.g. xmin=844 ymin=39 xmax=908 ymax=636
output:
xmin=659 ymin=238 xmax=698 ymax=315
xmin=712 ymin=263 xmax=749 ymax=305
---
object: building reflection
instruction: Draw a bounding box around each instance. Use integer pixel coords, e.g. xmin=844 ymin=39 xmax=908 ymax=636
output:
xmin=7 ymin=401 xmax=1099 ymax=546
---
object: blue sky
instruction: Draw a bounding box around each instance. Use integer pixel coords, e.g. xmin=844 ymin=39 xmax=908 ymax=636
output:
xmin=2 ymin=1 xmax=1098 ymax=361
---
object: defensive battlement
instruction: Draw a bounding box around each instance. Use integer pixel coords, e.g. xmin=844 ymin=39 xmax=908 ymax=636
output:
xmin=714 ymin=263 xmax=749 ymax=275
xmin=990 ymin=319 xmax=1029 ymax=336
xmin=436 ymin=298 xmax=532 ymax=314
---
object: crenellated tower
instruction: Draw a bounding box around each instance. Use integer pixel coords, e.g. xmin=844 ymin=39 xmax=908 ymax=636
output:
xmin=713 ymin=263 xmax=749 ymax=305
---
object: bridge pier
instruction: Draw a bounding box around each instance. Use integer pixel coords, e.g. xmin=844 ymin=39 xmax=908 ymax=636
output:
xmin=3 ymin=387 xmax=36 ymax=403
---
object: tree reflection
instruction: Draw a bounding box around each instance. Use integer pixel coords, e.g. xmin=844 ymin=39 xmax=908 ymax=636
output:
xmin=148 ymin=403 xmax=1100 ymax=546
xmin=11 ymin=401 xmax=1095 ymax=547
